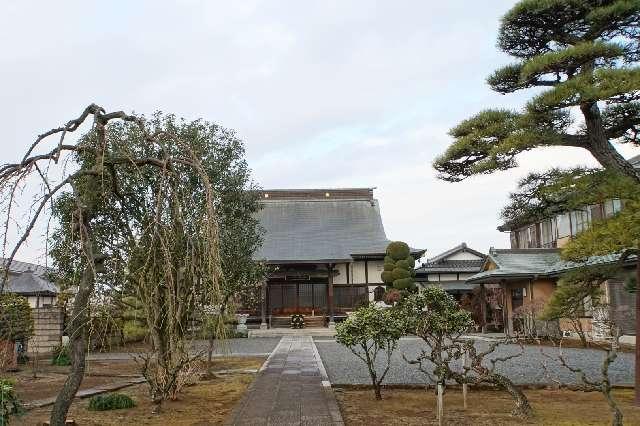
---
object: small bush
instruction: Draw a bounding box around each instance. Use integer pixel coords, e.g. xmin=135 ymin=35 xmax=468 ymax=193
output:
xmin=51 ymin=344 xmax=71 ymax=366
xmin=88 ymin=393 xmax=136 ymax=411
xmin=123 ymin=322 xmax=147 ymax=343
xmin=0 ymin=378 xmax=25 ymax=425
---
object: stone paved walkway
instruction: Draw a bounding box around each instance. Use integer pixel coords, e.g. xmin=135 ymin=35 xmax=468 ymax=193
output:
xmin=226 ymin=336 xmax=344 ymax=426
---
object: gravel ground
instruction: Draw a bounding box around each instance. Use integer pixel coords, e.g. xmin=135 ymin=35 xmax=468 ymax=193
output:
xmin=88 ymin=338 xmax=281 ymax=360
xmin=193 ymin=337 xmax=281 ymax=356
xmin=314 ymin=337 xmax=635 ymax=386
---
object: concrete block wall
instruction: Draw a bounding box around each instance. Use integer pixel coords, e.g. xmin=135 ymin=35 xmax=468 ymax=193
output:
xmin=29 ymin=306 xmax=64 ymax=354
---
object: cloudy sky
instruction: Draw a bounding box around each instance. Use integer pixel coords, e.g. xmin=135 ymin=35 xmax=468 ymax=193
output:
xmin=2 ymin=1 xmax=637 ymax=264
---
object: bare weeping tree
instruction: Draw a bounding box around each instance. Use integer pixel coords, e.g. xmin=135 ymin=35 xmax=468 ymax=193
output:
xmin=541 ymin=326 xmax=625 ymax=426
xmin=0 ymin=104 xmax=223 ymax=426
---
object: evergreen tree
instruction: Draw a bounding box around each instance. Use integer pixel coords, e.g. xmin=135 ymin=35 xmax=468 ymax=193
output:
xmin=434 ymin=0 xmax=640 ymax=183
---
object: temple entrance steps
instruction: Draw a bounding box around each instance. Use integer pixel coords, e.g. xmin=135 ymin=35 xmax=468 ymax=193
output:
xmin=270 ymin=315 xmax=326 ymax=329
xmin=248 ymin=328 xmax=336 ymax=338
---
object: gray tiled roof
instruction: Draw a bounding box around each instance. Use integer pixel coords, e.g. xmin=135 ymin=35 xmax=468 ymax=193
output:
xmin=4 ymin=271 xmax=58 ymax=295
xmin=416 ymin=260 xmax=485 ymax=273
xmin=424 ymin=242 xmax=485 ymax=264
xmin=254 ymin=197 xmax=393 ymax=263
xmin=1 ymin=258 xmax=58 ymax=295
xmin=1 ymin=258 xmax=50 ymax=276
xmin=467 ymin=249 xmax=635 ymax=283
xmin=416 ymin=243 xmax=486 ymax=274
xmin=419 ymin=281 xmax=476 ymax=291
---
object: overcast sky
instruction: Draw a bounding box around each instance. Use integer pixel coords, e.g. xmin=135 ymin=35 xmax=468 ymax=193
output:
xmin=2 ymin=1 xmax=638 ymax=264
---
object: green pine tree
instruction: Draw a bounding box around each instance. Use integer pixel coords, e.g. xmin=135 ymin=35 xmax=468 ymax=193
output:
xmin=434 ymin=0 xmax=640 ymax=184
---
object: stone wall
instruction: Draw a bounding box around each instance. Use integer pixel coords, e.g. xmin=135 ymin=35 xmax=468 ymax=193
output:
xmin=29 ymin=306 xmax=64 ymax=353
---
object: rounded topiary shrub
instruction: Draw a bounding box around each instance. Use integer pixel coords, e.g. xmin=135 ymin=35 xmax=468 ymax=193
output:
xmin=381 ymin=241 xmax=416 ymax=291
xmin=386 ymin=241 xmax=410 ymax=260
xmin=88 ymin=393 xmax=136 ymax=411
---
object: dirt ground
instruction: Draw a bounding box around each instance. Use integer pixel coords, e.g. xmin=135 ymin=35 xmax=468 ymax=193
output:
xmin=335 ymin=387 xmax=640 ymax=425
xmin=7 ymin=359 xmax=141 ymax=402
xmin=7 ymin=356 xmax=264 ymax=425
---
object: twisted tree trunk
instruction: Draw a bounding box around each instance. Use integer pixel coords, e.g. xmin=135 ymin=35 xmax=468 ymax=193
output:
xmin=493 ymin=373 xmax=534 ymax=419
xmin=49 ymin=210 xmax=104 ymax=425
xmin=581 ymin=102 xmax=640 ymax=184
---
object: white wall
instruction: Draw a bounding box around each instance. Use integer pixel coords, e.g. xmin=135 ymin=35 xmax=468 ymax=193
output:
xmin=367 ymin=260 xmax=384 ymax=284
xmin=439 ymin=273 xmax=458 ymax=281
xmin=334 ymin=263 xmax=348 ymax=284
xmin=25 ymin=295 xmax=57 ymax=308
xmin=447 ymin=251 xmax=483 ymax=261
xmin=351 ymin=261 xmax=366 ymax=283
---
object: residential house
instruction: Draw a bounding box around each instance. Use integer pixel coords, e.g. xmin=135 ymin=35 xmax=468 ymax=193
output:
xmin=502 ymin=154 xmax=640 ymax=250
xmin=467 ymin=154 xmax=639 ymax=341
xmin=1 ymin=259 xmax=57 ymax=308
xmin=415 ymin=243 xmax=486 ymax=301
xmin=1 ymin=258 xmax=63 ymax=353
xmin=468 ymin=247 xmax=636 ymax=340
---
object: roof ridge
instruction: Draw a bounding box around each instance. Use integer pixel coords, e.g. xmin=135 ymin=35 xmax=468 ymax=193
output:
xmin=426 ymin=243 xmax=486 ymax=264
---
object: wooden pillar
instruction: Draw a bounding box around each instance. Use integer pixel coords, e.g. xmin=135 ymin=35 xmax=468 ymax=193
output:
xmin=327 ymin=263 xmax=335 ymax=328
xmin=479 ymin=283 xmax=487 ymax=334
xmin=501 ymin=281 xmax=511 ymax=336
xmin=260 ymin=280 xmax=268 ymax=330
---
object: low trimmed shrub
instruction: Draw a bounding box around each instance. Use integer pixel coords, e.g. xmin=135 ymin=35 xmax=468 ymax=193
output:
xmin=88 ymin=393 xmax=136 ymax=411
xmin=123 ymin=322 xmax=147 ymax=343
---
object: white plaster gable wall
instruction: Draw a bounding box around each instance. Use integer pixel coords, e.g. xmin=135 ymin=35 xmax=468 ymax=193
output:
xmin=446 ymin=251 xmax=483 ymax=261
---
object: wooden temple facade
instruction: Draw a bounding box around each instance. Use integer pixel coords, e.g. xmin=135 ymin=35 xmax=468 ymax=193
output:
xmin=254 ymin=188 xmax=422 ymax=328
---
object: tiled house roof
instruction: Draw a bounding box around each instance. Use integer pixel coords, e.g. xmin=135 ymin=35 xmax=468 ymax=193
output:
xmin=1 ymin=258 xmax=50 ymax=276
xmin=467 ymin=248 xmax=636 ymax=283
xmin=1 ymin=258 xmax=58 ymax=295
xmin=4 ymin=271 xmax=58 ymax=295
xmin=254 ymin=188 xmax=422 ymax=263
xmin=416 ymin=243 xmax=486 ymax=274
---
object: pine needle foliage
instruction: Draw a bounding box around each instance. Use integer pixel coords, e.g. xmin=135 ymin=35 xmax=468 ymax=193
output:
xmin=435 ymin=0 xmax=640 ymax=183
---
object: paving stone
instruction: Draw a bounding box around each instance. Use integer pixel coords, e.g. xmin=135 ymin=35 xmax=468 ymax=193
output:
xmin=226 ymin=336 xmax=344 ymax=426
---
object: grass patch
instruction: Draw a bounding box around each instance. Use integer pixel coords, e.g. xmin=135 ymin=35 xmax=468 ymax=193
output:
xmin=88 ymin=393 xmax=136 ymax=411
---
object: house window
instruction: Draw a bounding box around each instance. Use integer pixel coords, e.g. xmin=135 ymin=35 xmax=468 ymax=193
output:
xmin=373 ymin=286 xmax=385 ymax=302
xmin=604 ymin=199 xmax=622 ymax=218
xmin=540 ymin=220 xmax=555 ymax=248
xmin=517 ymin=227 xmax=530 ymax=248
xmin=557 ymin=213 xmax=571 ymax=238
xmin=571 ymin=209 xmax=591 ymax=235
